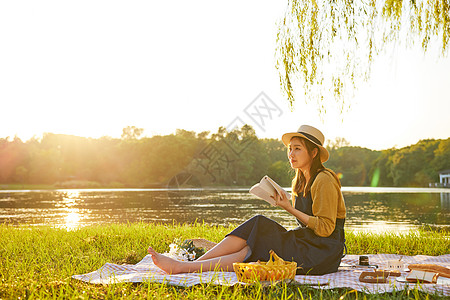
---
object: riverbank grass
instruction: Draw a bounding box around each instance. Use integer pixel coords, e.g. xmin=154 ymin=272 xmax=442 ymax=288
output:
xmin=1 ymin=223 xmax=449 ymax=299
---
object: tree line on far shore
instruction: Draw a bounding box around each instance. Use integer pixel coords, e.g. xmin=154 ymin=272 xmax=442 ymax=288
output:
xmin=0 ymin=125 xmax=449 ymax=188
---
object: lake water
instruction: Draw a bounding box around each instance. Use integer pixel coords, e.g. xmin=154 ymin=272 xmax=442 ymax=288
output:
xmin=0 ymin=187 xmax=449 ymax=233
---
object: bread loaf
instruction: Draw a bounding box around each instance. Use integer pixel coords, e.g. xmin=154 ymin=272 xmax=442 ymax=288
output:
xmin=407 ymin=264 xmax=450 ymax=279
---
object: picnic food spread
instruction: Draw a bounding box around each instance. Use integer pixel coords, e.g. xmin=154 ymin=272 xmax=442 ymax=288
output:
xmin=358 ymin=263 xmax=450 ymax=285
xmin=359 ymin=270 xmax=401 ymax=283
xmin=233 ymin=250 xmax=297 ymax=283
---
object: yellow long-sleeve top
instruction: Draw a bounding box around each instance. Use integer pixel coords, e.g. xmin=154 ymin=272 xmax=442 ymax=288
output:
xmin=305 ymin=169 xmax=346 ymax=237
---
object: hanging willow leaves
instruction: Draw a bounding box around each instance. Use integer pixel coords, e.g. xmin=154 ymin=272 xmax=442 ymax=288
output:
xmin=276 ymin=0 xmax=450 ymax=115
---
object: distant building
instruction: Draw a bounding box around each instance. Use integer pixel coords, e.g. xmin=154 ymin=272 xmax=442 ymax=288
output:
xmin=439 ymin=169 xmax=450 ymax=187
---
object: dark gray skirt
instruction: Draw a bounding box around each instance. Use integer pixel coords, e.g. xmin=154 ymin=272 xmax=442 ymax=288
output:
xmin=226 ymin=214 xmax=345 ymax=275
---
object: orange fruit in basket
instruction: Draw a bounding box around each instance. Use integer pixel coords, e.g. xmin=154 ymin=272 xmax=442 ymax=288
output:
xmin=266 ymin=269 xmax=276 ymax=281
xmin=276 ymin=270 xmax=284 ymax=281
xmin=243 ymin=268 xmax=252 ymax=278
xmin=277 ymin=268 xmax=285 ymax=279
xmin=258 ymin=268 xmax=267 ymax=280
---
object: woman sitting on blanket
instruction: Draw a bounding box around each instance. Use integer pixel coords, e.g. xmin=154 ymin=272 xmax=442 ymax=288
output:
xmin=148 ymin=125 xmax=346 ymax=275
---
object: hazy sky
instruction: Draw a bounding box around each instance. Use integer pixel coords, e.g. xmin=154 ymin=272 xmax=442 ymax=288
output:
xmin=1 ymin=1 xmax=449 ymax=150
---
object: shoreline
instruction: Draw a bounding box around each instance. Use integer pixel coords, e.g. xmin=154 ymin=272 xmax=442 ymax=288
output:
xmin=1 ymin=184 xmax=449 ymax=193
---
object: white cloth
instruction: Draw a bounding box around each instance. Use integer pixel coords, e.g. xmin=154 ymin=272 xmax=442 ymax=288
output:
xmin=72 ymin=254 xmax=450 ymax=296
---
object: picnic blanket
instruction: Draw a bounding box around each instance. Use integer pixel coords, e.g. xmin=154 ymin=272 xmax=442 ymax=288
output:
xmin=72 ymin=254 xmax=450 ymax=295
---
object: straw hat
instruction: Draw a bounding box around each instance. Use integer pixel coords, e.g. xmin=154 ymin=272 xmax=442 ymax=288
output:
xmin=281 ymin=125 xmax=329 ymax=163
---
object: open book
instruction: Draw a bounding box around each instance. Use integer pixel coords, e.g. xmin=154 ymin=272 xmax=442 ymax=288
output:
xmin=249 ymin=175 xmax=291 ymax=206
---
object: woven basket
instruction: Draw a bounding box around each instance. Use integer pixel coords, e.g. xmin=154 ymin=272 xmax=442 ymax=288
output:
xmin=233 ymin=250 xmax=297 ymax=283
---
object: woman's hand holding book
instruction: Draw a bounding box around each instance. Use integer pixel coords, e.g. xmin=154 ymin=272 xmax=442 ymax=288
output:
xmin=270 ymin=192 xmax=291 ymax=210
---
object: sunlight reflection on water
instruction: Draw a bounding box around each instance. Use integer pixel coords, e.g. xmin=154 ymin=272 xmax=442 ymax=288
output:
xmin=60 ymin=191 xmax=83 ymax=230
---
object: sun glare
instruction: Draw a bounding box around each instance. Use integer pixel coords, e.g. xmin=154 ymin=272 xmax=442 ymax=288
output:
xmin=64 ymin=209 xmax=81 ymax=231
xmin=61 ymin=190 xmax=83 ymax=231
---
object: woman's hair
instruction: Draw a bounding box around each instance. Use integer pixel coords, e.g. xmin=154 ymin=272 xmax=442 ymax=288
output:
xmin=289 ymin=137 xmax=340 ymax=198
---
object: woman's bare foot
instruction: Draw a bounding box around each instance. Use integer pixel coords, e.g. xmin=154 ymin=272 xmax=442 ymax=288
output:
xmin=147 ymin=246 xmax=185 ymax=274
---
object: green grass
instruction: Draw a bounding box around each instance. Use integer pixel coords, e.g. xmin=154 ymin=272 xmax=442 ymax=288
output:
xmin=1 ymin=223 xmax=449 ymax=299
